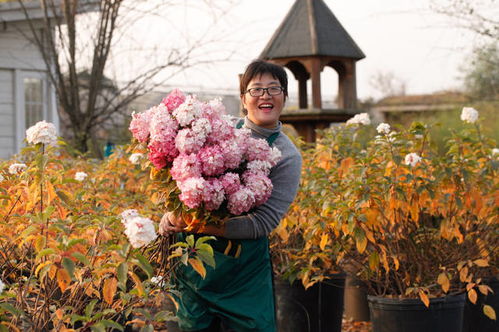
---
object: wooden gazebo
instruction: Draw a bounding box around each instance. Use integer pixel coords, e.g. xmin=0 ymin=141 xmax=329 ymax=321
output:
xmin=260 ymin=0 xmax=365 ymax=142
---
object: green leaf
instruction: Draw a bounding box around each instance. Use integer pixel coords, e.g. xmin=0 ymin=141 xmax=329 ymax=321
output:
xmin=195 ymin=236 xmax=216 ymax=247
xmin=36 ymin=248 xmax=55 ymax=259
xmin=0 ymin=303 xmax=23 ymax=316
xmin=186 ymin=235 xmax=195 ymax=247
xmin=134 ymin=253 xmax=154 ymax=279
xmin=140 ymin=324 xmax=154 ymax=332
xmin=62 ymin=257 xmax=75 ymax=279
xmin=171 ymin=241 xmax=188 ymax=248
xmin=90 ymin=323 xmax=106 ymax=332
xmin=117 ymin=262 xmax=128 ymax=290
xmin=70 ymin=314 xmax=88 ymax=325
xmin=67 ymin=238 xmax=86 ymax=248
xmin=99 ymin=320 xmax=124 ymax=331
xmin=71 ymin=252 xmax=90 ymax=265
xmin=85 ymin=299 xmax=98 ymax=317
xmin=154 ymin=310 xmax=177 ymax=322
xmin=196 ymin=249 xmax=216 ymax=268
xmin=19 ymin=225 xmax=38 ymax=240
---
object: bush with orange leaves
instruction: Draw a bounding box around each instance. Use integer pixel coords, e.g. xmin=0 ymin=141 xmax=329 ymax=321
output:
xmin=273 ymin=110 xmax=497 ymax=319
xmin=0 ymin=133 xmax=213 ymax=331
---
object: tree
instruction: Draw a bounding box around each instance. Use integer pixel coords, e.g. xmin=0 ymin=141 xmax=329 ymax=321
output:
xmin=430 ymin=0 xmax=498 ymax=41
xmin=462 ymin=42 xmax=499 ymax=100
xmin=369 ymin=71 xmax=407 ymax=100
xmin=17 ymin=0 xmax=238 ymax=155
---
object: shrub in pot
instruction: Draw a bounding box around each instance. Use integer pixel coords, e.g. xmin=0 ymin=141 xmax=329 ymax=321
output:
xmin=307 ymin=111 xmax=497 ymax=332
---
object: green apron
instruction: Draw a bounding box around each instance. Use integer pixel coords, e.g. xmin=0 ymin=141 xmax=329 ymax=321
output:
xmin=174 ymin=124 xmax=279 ymax=332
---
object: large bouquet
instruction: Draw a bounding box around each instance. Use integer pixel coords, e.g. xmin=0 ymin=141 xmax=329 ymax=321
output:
xmin=129 ymin=89 xmax=281 ymax=228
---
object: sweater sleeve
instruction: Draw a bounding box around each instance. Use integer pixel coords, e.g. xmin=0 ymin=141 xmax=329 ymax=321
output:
xmin=224 ymin=137 xmax=302 ymax=239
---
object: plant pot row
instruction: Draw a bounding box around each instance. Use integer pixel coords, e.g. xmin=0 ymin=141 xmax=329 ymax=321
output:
xmin=162 ymin=275 xmax=498 ymax=332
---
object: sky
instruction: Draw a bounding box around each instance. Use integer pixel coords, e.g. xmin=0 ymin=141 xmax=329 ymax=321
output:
xmin=110 ymin=0 xmax=494 ymax=101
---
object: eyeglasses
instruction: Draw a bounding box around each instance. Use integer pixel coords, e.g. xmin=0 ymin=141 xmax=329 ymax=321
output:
xmin=245 ymin=86 xmax=284 ymax=97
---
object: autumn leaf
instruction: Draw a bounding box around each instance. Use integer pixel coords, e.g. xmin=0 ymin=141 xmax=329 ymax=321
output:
xmin=320 ymin=233 xmax=329 ymax=251
xmin=57 ymin=268 xmax=71 ymax=292
xmin=483 ymin=305 xmax=496 ymax=320
xmin=437 ymin=273 xmax=450 ymax=293
xmin=355 ymin=232 xmax=367 ymax=254
xmin=460 ymin=266 xmax=469 ymax=282
xmin=419 ymin=290 xmax=430 ymax=308
xmin=188 ymin=258 xmax=206 ymax=279
xmin=468 ymin=288 xmax=478 ymax=304
xmin=103 ymin=277 xmax=118 ymax=305
xmin=473 ymin=259 xmax=489 ymax=267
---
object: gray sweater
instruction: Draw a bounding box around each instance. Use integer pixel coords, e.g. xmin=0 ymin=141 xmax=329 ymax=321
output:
xmin=224 ymin=117 xmax=302 ymax=239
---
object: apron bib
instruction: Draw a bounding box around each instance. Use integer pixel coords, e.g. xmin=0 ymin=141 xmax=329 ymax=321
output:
xmin=174 ymin=121 xmax=279 ymax=331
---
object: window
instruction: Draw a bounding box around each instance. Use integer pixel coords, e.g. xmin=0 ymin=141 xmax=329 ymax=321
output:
xmin=24 ymin=78 xmax=45 ymax=128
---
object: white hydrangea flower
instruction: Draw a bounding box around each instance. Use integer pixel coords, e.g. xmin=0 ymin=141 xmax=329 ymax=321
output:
xmin=346 ymin=113 xmax=371 ymax=126
xmin=74 ymin=171 xmax=88 ymax=182
xmin=124 ymin=216 xmax=157 ymax=248
xmin=26 ymin=120 xmax=58 ymax=145
xmin=376 ymin=123 xmax=391 ymax=135
xmin=119 ymin=209 xmax=140 ymax=224
xmin=404 ymin=153 xmax=422 ymax=167
xmin=129 ymin=153 xmax=144 ymax=165
xmin=151 ymin=275 xmax=166 ymax=287
xmin=0 ymin=279 xmax=4 ymax=293
xmin=492 ymin=148 xmax=499 ymax=156
xmin=8 ymin=163 xmax=27 ymax=175
xmin=460 ymin=107 xmax=479 ymax=123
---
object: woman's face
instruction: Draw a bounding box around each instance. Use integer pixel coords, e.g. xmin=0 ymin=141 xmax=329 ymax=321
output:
xmin=242 ymin=73 xmax=285 ymax=129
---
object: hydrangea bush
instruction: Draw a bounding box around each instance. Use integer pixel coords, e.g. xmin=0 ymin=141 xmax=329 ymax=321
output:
xmin=273 ymin=108 xmax=497 ymax=319
xmin=0 ymin=122 xmax=214 ymax=330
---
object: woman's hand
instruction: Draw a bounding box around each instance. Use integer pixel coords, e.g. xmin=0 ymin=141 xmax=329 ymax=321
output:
xmin=159 ymin=212 xmax=186 ymax=236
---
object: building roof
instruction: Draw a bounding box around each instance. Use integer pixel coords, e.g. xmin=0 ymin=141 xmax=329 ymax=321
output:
xmin=260 ymin=0 xmax=365 ymax=60
xmin=0 ymin=0 xmax=98 ymax=23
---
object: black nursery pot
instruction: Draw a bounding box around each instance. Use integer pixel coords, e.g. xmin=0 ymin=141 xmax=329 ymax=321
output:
xmin=368 ymin=293 xmax=466 ymax=332
xmin=274 ymin=274 xmax=345 ymax=332
xmin=463 ymin=278 xmax=499 ymax=332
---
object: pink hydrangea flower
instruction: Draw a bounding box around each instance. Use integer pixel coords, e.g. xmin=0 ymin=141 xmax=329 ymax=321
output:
xmin=198 ymin=145 xmax=226 ymax=176
xmin=243 ymin=170 xmax=273 ymax=206
xmin=220 ymin=172 xmax=241 ymax=195
xmin=206 ymin=117 xmax=235 ymax=144
xmin=245 ymin=137 xmax=272 ymax=162
xmin=162 ymin=88 xmax=186 ymax=112
xmin=219 ymin=140 xmax=244 ymax=170
xmin=148 ymin=139 xmax=178 ymax=169
xmin=202 ymin=178 xmax=225 ymax=211
xmin=149 ymin=104 xmax=178 ymax=142
xmin=228 ymin=186 xmax=256 ymax=215
xmin=191 ymin=118 xmax=212 ymax=138
xmin=173 ymin=95 xmax=202 ymax=127
xmin=129 ymin=108 xmax=154 ymax=143
xmin=178 ymin=177 xmax=206 ymax=209
xmin=175 ymin=128 xmax=206 ymax=155
xmin=247 ymin=160 xmax=273 ymax=175
xmin=171 ymin=153 xmax=202 ymax=182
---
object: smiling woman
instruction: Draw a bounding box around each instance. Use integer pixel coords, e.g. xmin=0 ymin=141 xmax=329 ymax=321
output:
xmin=240 ymin=61 xmax=288 ymax=129
xmin=164 ymin=60 xmax=302 ymax=332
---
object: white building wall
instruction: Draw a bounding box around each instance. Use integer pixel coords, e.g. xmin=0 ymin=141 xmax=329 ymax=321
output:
xmin=0 ymin=19 xmax=57 ymax=159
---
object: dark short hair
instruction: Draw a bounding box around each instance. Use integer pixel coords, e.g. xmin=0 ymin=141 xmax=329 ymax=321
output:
xmin=240 ymin=60 xmax=288 ymax=97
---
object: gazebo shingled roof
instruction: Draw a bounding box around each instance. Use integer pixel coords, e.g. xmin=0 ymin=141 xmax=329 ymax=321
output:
xmin=260 ymin=0 xmax=365 ymax=60
xmin=258 ymin=0 xmax=366 ymax=142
